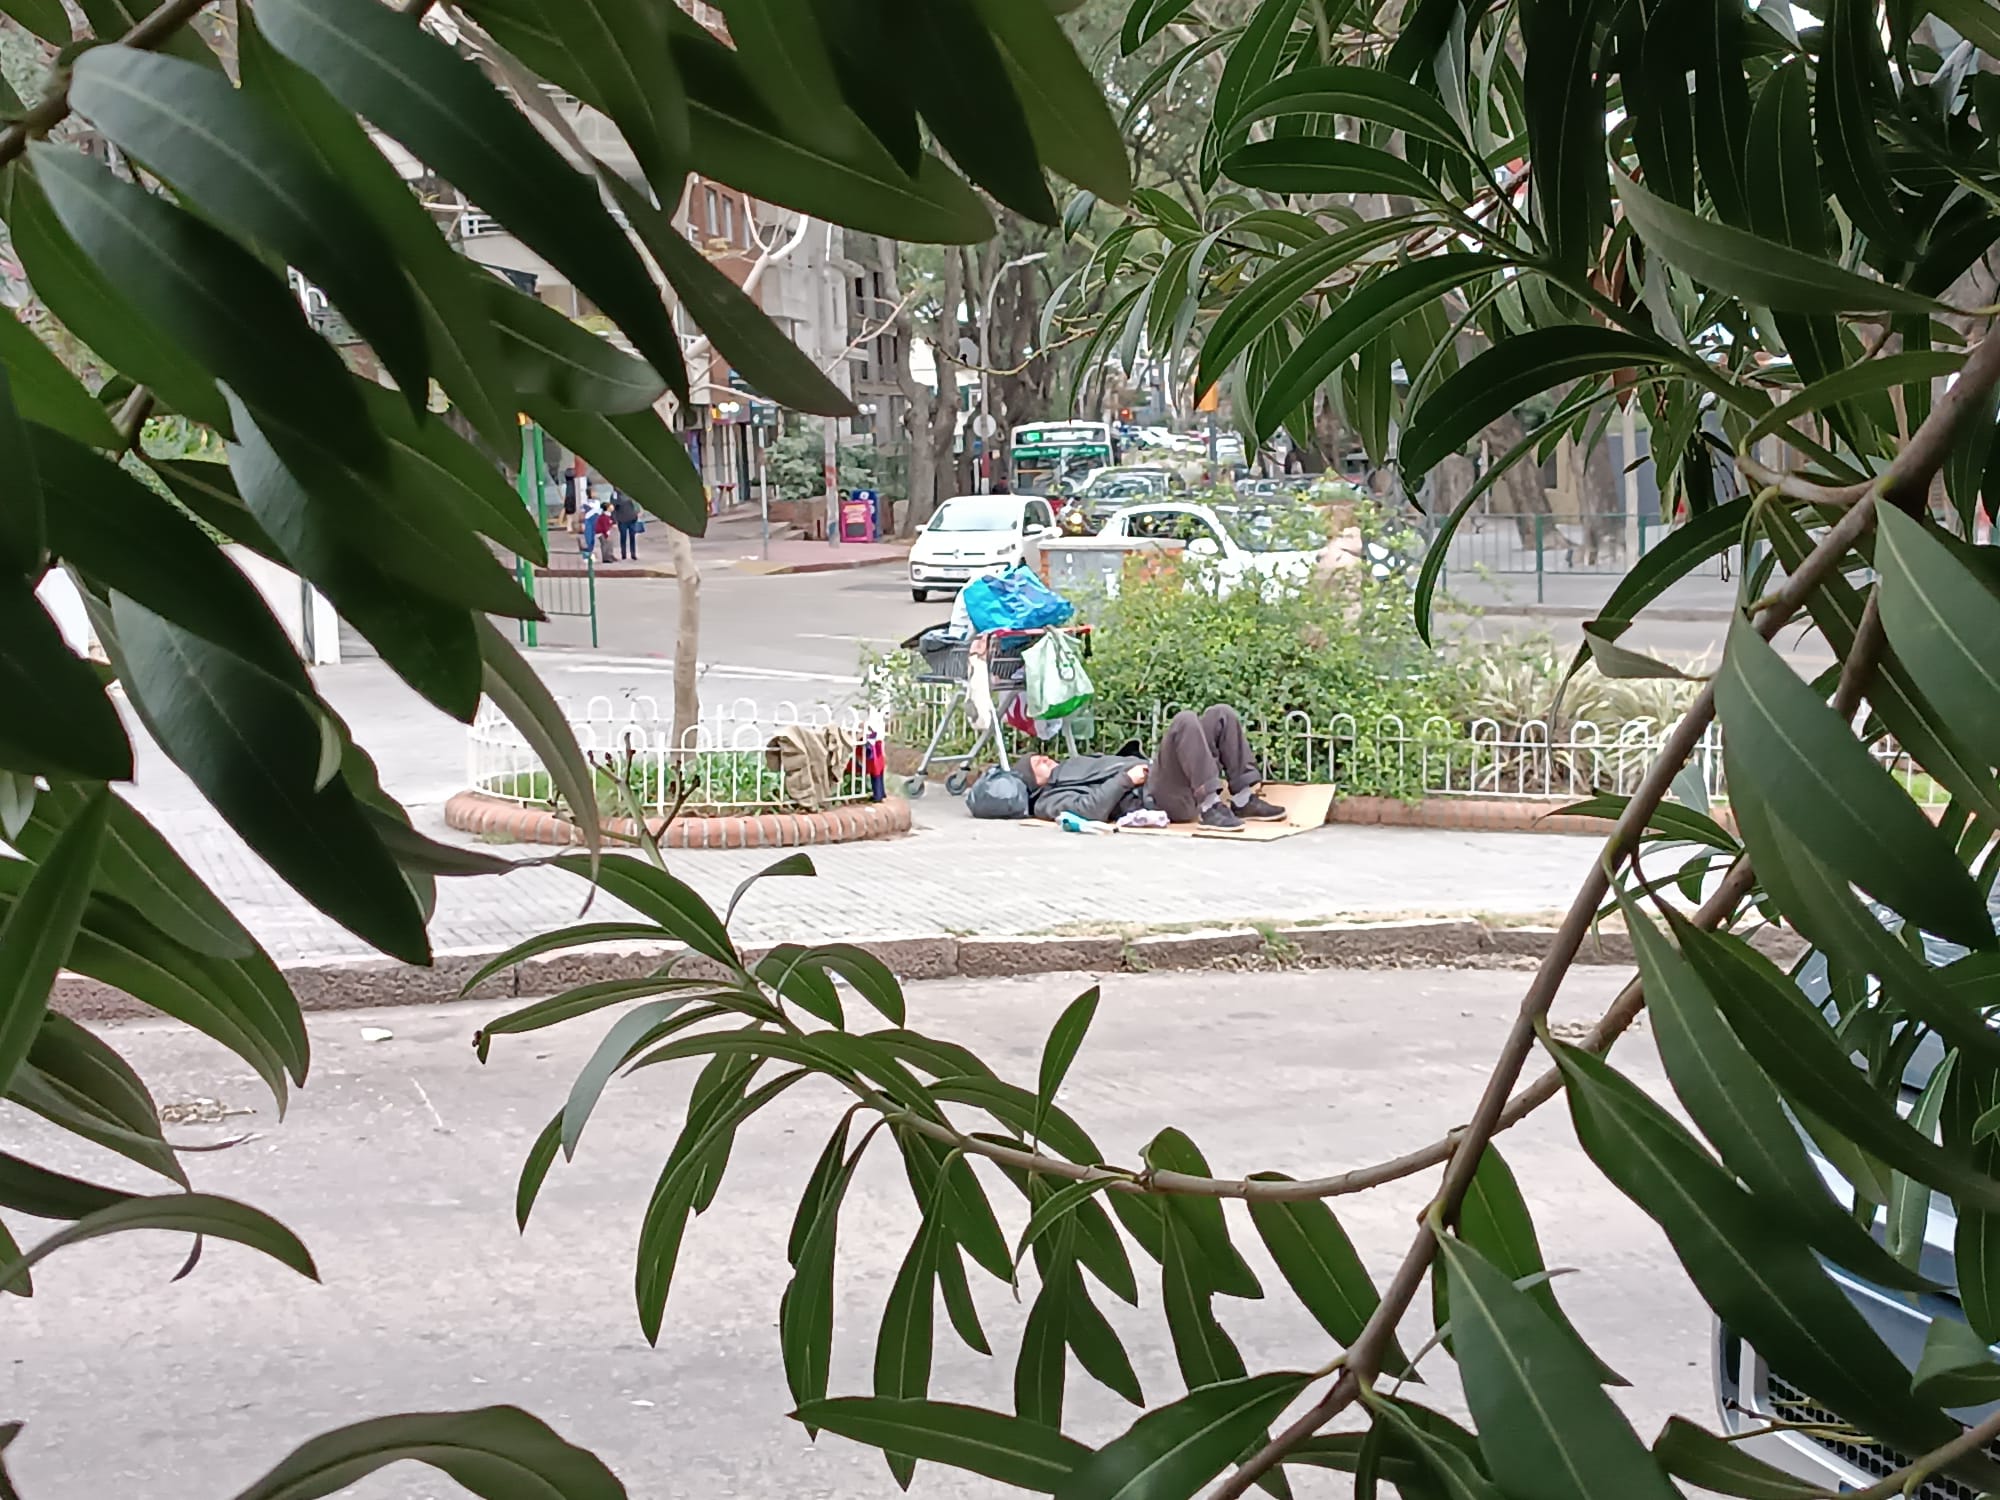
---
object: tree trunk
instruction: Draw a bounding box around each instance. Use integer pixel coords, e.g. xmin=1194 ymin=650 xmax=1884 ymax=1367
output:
xmin=932 ymin=249 xmax=967 ymax=500
xmin=1482 ymin=411 xmax=1552 ymax=546
xmin=895 ymin=306 xmax=936 ymax=537
xmin=666 ymin=526 xmax=701 ymax=751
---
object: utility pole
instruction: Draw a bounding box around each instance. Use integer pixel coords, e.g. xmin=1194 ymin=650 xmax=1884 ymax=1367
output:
xmin=823 ymin=415 xmax=839 ymax=545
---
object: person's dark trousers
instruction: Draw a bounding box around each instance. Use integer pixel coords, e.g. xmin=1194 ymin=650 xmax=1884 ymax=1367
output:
xmin=618 ymin=520 xmax=639 ymax=559
xmin=1149 ymin=704 xmax=1262 ymax=822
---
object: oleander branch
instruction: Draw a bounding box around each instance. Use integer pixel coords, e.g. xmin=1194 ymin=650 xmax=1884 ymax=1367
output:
xmin=0 ymin=0 xmax=213 ymax=168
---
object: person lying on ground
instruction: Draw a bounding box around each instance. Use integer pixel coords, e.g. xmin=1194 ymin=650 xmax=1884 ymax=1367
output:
xmin=1013 ymin=704 xmax=1285 ymax=831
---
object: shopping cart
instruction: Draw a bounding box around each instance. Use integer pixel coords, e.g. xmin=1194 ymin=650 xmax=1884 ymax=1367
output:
xmin=898 ymin=624 xmax=1091 ymax=797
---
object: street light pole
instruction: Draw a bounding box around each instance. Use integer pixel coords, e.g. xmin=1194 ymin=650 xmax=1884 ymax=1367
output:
xmin=977 ymin=250 xmax=1047 ymax=493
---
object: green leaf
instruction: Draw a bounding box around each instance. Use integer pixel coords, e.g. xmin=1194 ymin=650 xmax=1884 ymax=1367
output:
xmin=0 ymin=1191 xmax=316 ymax=1288
xmin=0 ymin=0 xmax=66 ymax=43
xmin=463 ymin=925 xmax=674 ymax=1007
xmin=69 ymin=45 xmax=430 ymax=408
xmin=556 ymin=854 xmax=735 ymax=966
xmin=561 ymin=994 xmax=722 ymax=1159
xmin=664 ymin=17 xmax=993 ymax=243
xmin=1911 ymin=1319 xmax=2000 ymax=1407
xmin=637 ymin=1064 xmax=807 ymax=1343
xmin=0 ymin=1150 xmax=130 ymax=1221
xmin=1015 ymin=1177 xmax=1119 ymax=1271
xmin=1715 ymin=614 xmax=1992 ymax=947
xmin=481 ymin=620 xmax=602 ymax=855
xmin=1818 ymin=0 xmax=1911 ymax=254
xmin=237 ymin=11 xmax=514 ymax=450
xmin=1232 ymin=65 xmax=1471 ymax=153
xmin=0 ymin=374 xmax=39 ymax=576
xmin=1623 ymin=897 xmax=1933 ymax=1291
xmin=1889 ymin=1053 xmax=1958 ymax=1270
xmin=353 ymin=382 xmax=545 ymax=562
xmin=1161 ymin=1210 xmax=1249 ymax=1392
xmin=1877 ymin=504 xmax=2000 ymax=760
xmin=520 ymin=0 xmax=687 ymax=192
xmin=0 ymin=578 xmax=131 ymax=782
xmin=1446 ymin=1144 xmax=1623 ymax=1383
xmin=1618 ymin=0 xmax=1697 ymax=211
xmin=515 ymin=1110 xmax=563 ymax=1230
xmin=1575 ymin=499 xmax=1749 ymax=651
xmin=35 ymin=425 xmax=310 ymax=692
xmin=1681 ymin=922 xmax=2000 ymax=1210
xmin=1929 ymin=0 xmax=2000 ymax=52
xmin=1036 ymin=985 xmax=1100 ymax=1136
xmin=1222 ymin=138 xmax=1442 ymax=200
xmin=1434 ymin=1233 xmax=1675 ymax=1500
xmin=788 ymin=1114 xmax=856 ymax=1267
xmin=1522 ymin=0 xmax=1610 ymax=271
xmin=796 ymin=1399 xmax=1091 ymax=1494
xmin=782 ymin=1118 xmax=873 ymax=1403
xmin=938 ymin=1239 xmax=992 ymax=1354
xmin=755 ymin=946 xmax=847 ymax=1029
xmin=1948 ymin=1061 xmax=2000 ymax=1342
xmin=13 ymin=1010 xmax=184 ymax=1186
xmin=1615 ymin=169 xmax=1939 ymax=314
xmin=1017 ymin=1225 xmax=1075 ymax=1430
xmin=258 ymin=0 xmax=685 ymax=400
xmin=968 ymin=0 xmax=1129 ymax=201
xmin=1727 ymin=786 xmax=2000 ymax=1065
xmin=1353 ymin=1395 xmax=1501 ymax=1500
xmin=1649 ymin=1417 xmax=1819 ymax=1499
xmin=1553 ymin=795 xmax=1739 ymax=851
xmin=228 ymin=1405 xmax=626 ymax=1500
xmin=489 ymin=281 xmax=667 ymax=415
xmin=604 ymin=177 xmax=854 ymax=418
xmin=1553 ymin=1040 xmax=1986 ymax=1479
xmin=724 ymin=852 xmax=816 ymax=927
xmin=1401 ymin=326 xmax=1670 ymax=477
xmin=528 ymin=402 xmax=709 ymax=537
xmin=897 ymin=1126 xmax=1012 ymax=1279
xmin=1255 ymin=254 xmax=1507 ymax=442
xmin=28 ymin=146 xmax=381 ymax=471
xmin=1056 ymin=1372 xmax=1311 ymax=1500
xmin=1145 ymin=1129 xmax=1261 ymax=1299
xmin=1742 ymin=351 xmax=1964 ymax=452
xmin=876 ymin=1172 xmax=947 ymax=1485
xmin=1067 ymin=1273 xmax=1144 ymax=1406
xmin=0 ymin=306 xmax=122 ymax=448
xmin=785 ymin=944 xmax=906 ymax=1025
xmin=1247 ymin=1184 xmax=1413 ymax=1374
xmin=107 ymin=595 xmax=429 ymax=965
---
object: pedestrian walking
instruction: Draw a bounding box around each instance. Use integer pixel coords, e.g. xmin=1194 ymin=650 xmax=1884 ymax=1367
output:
xmin=562 ymin=465 xmax=581 ymax=534
xmin=611 ymin=489 xmax=641 ymax=560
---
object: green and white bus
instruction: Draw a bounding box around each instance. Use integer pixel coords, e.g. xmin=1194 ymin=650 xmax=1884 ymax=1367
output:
xmin=1009 ymin=419 xmax=1116 ymax=495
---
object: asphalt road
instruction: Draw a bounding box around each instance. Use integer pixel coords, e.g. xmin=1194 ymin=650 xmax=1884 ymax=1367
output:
xmin=3 ymin=967 xmax=1716 ymax=1499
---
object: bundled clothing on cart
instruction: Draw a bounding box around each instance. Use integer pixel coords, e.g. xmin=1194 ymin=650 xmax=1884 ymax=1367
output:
xmin=1015 ymin=705 xmax=1284 ymax=830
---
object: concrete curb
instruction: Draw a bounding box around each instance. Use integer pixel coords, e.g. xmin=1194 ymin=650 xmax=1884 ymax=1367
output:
xmin=54 ymin=915 xmax=1803 ymax=1023
xmin=732 ymin=553 xmax=908 ymax=576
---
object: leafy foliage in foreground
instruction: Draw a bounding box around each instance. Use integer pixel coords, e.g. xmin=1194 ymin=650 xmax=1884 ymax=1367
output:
xmin=0 ymin=0 xmax=1124 ymax=1492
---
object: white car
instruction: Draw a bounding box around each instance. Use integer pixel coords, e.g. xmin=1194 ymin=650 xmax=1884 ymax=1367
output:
xmin=1097 ymin=500 xmax=1321 ymax=595
xmin=908 ymin=493 xmax=1057 ymax=602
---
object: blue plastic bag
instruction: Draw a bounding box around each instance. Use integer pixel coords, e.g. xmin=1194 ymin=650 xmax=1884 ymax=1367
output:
xmin=961 ymin=565 xmax=1073 ymax=633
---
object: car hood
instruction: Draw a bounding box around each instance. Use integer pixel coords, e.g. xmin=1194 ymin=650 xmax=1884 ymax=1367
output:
xmin=911 ymin=530 xmax=1018 ymax=559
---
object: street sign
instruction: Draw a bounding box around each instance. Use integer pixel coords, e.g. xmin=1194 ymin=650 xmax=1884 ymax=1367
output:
xmin=971 ymin=413 xmax=999 ymax=439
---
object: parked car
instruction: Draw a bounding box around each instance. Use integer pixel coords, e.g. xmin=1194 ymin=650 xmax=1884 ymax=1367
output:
xmin=1713 ymin=902 xmax=1994 ymax=1492
xmin=907 ymin=493 xmax=1057 ymax=602
xmin=1096 ymin=500 xmax=1322 ymax=594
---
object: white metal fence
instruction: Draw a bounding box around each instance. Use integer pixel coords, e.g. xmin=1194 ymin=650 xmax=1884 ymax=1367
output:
xmin=880 ymin=686 xmax=1942 ymax=807
xmin=468 ymin=696 xmax=874 ymax=813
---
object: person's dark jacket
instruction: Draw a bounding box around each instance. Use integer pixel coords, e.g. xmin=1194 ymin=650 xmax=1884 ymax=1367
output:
xmin=611 ymin=494 xmax=640 ymax=525
xmin=1017 ymin=752 xmax=1147 ymax=822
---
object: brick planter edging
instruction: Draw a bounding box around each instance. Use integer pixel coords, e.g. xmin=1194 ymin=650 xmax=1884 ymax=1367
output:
xmin=444 ymin=790 xmax=911 ymax=849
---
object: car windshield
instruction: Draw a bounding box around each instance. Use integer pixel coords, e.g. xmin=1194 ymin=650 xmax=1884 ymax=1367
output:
xmin=929 ymin=498 xmax=1020 ymax=532
xmin=1216 ymin=504 xmax=1328 ymax=553
xmin=1087 ymin=476 xmax=1155 ymax=498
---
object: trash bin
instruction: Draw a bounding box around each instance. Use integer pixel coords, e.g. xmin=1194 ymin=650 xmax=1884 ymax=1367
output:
xmin=839 ymin=488 xmax=880 ymax=542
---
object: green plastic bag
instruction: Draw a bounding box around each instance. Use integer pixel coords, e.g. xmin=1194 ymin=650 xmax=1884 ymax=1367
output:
xmin=1023 ymin=631 xmax=1092 ymax=720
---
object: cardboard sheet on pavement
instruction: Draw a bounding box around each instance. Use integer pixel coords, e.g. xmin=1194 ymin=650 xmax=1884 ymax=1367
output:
xmin=1020 ymin=782 xmax=1336 ymax=841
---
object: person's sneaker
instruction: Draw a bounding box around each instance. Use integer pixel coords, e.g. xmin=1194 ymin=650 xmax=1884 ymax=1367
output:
xmin=1237 ymin=794 xmax=1286 ymax=821
xmin=1199 ymin=803 xmax=1244 ymax=830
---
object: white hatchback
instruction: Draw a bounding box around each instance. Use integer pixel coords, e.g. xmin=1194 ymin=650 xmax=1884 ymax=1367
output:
xmin=908 ymin=494 xmax=1057 ymax=602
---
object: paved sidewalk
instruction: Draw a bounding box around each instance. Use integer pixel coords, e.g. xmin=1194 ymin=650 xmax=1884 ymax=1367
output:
xmin=136 ymin=793 xmax=1602 ymax=966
